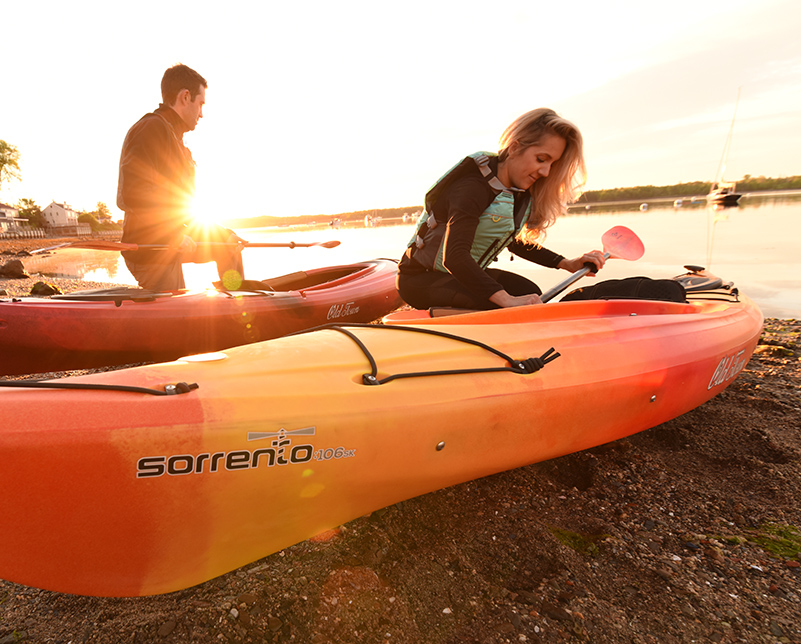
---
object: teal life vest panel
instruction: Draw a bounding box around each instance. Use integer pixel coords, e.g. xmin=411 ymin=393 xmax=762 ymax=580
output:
xmin=407 ymin=152 xmax=531 ymax=273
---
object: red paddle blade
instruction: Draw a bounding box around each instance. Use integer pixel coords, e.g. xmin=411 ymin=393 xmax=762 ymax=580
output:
xmin=601 ymin=225 xmax=644 ymax=261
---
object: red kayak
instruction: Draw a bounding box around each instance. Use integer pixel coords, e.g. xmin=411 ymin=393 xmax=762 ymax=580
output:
xmin=0 ymin=259 xmax=402 ymax=376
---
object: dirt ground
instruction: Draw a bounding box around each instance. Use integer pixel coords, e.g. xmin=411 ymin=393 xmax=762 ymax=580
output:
xmin=1 ymin=240 xmax=800 ymax=643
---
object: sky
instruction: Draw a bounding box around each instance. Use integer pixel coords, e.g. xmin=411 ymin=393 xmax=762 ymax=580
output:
xmin=2 ymin=0 xmax=800 ymax=221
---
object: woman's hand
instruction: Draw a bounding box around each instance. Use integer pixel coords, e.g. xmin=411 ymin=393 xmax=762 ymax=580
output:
xmin=489 ymin=290 xmax=543 ymax=308
xmin=558 ymin=251 xmax=606 ymax=276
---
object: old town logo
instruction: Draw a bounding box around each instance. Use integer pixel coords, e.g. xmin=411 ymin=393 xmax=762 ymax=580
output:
xmin=136 ymin=426 xmax=356 ymax=478
xmin=327 ymin=301 xmax=360 ymax=320
xmin=708 ymin=349 xmax=747 ymax=390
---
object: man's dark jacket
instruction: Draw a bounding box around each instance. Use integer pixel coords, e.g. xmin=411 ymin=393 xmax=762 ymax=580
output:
xmin=117 ymin=105 xmax=195 ymax=263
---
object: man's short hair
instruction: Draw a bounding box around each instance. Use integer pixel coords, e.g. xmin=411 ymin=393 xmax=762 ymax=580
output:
xmin=161 ymin=64 xmax=207 ymax=105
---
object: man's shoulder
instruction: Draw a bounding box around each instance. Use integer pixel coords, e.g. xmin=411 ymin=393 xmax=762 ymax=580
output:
xmin=130 ymin=110 xmax=170 ymax=132
xmin=123 ymin=111 xmax=172 ymax=146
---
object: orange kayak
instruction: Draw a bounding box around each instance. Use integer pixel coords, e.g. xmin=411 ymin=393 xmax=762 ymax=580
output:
xmin=0 ymin=280 xmax=762 ymax=596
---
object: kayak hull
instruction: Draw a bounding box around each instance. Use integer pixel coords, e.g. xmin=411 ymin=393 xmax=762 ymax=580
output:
xmin=0 ymin=294 xmax=763 ymax=596
xmin=0 ymin=259 xmax=401 ymax=375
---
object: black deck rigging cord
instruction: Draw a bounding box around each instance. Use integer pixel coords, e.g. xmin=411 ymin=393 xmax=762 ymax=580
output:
xmin=0 ymin=380 xmax=199 ymax=395
xmin=289 ymin=322 xmax=560 ymax=385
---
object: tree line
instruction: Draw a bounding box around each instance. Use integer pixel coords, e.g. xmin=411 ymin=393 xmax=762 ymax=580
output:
xmin=578 ymin=175 xmax=801 ymax=203
xmin=224 ymin=206 xmax=422 ymax=230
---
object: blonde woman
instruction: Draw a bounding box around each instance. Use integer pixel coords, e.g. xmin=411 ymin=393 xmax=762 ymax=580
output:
xmin=397 ymin=108 xmax=606 ymax=310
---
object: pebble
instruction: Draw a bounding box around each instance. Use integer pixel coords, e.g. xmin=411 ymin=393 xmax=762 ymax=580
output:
xmin=541 ymin=602 xmax=571 ymax=622
xmin=157 ymin=620 xmax=176 ymax=637
xmin=769 ymin=620 xmax=785 ymax=637
xmin=237 ymin=593 xmax=259 ymax=605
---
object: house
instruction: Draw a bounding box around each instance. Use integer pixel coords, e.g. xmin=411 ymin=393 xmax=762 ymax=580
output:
xmin=42 ymin=201 xmax=80 ymax=227
xmin=42 ymin=201 xmax=91 ymax=236
xmin=0 ymin=202 xmax=22 ymax=233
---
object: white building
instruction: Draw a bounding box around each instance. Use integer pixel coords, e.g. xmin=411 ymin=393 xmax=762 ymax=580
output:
xmin=42 ymin=201 xmax=80 ymax=227
xmin=41 ymin=201 xmax=90 ymax=236
xmin=0 ymin=202 xmax=21 ymax=233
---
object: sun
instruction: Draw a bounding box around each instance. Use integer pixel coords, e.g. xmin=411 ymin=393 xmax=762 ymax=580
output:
xmin=189 ymin=191 xmax=227 ymax=226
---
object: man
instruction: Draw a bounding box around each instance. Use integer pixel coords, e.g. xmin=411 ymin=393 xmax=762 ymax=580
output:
xmin=117 ymin=63 xmax=244 ymax=291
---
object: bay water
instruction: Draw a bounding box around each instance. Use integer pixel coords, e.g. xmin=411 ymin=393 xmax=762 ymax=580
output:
xmin=24 ymin=193 xmax=801 ymax=319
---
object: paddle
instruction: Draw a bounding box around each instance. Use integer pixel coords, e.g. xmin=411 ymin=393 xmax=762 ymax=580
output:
xmin=539 ymin=225 xmax=644 ymax=303
xmin=31 ymin=239 xmax=341 ymax=255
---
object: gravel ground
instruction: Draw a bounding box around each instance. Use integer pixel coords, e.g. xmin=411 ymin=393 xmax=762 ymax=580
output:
xmin=1 ymin=239 xmax=799 ymax=643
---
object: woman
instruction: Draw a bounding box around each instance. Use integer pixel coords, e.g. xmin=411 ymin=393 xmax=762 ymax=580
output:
xmin=397 ymin=108 xmax=605 ymax=310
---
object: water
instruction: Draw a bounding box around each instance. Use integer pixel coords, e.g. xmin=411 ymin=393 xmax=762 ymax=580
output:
xmin=23 ymin=194 xmax=801 ymax=319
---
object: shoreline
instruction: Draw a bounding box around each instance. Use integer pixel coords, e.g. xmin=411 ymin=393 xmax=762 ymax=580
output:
xmin=0 ymin=236 xmax=130 ymax=297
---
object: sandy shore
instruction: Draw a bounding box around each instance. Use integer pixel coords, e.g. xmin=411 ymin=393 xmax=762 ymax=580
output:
xmin=1 ymin=237 xmax=799 ymax=643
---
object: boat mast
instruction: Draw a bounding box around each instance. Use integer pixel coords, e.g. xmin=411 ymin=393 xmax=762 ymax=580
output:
xmin=712 ymin=87 xmax=741 ymax=185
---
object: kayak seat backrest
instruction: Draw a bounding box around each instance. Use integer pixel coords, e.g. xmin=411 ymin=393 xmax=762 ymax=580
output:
xmin=299 ymin=266 xmax=372 ymax=294
xmin=561 ymin=277 xmax=687 ymax=303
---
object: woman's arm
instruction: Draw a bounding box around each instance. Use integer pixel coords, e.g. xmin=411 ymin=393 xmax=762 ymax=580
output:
xmin=439 ymin=177 xmax=509 ymax=301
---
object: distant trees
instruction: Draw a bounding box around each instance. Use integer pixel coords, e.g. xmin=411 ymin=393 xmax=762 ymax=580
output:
xmin=0 ymin=140 xmax=22 ymax=190
xmin=579 ymin=176 xmax=801 ymax=203
xmin=16 ymin=198 xmax=44 ymax=228
xmin=224 ymin=206 xmax=422 ymax=229
xmin=79 ymin=202 xmax=121 ymax=231
xmin=737 ymin=175 xmax=801 ymax=192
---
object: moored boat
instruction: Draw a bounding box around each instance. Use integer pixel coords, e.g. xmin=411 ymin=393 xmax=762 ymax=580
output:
xmin=0 ymin=259 xmax=401 ymax=376
xmin=0 ymin=269 xmax=762 ymax=597
xmin=707 ymin=180 xmax=742 ymax=206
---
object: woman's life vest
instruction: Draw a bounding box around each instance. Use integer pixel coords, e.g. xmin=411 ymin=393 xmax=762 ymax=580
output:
xmin=406 ymin=152 xmax=532 ymax=273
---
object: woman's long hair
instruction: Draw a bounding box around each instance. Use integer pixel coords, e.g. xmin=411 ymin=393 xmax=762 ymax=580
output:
xmin=498 ymin=108 xmax=586 ymax=244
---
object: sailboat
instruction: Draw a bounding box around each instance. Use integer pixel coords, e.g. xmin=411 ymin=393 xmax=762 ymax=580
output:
xmin=708 ymin=180 xmax=741 ymax=206
xmin=708 ymin=89 xmax=742 ymax=206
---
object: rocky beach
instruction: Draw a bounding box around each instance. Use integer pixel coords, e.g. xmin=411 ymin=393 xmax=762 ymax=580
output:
xmin=0 ymin=237 xmax=799 ymax=643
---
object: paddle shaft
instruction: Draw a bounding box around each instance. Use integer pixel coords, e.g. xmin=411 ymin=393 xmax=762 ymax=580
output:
xmin=125 ymin=241 xmax=337 ymax=250
xmin=539 ymin=253 xmax=609 ymax=303
xmin=31 ymin=240 xmax=339 ymax=254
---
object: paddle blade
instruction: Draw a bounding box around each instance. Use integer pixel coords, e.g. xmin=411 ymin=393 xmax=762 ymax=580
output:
xmin=317 ymin=240 xmax=341 ymax=248
xmin=601 ymin=226 xmax=644 ymax=261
